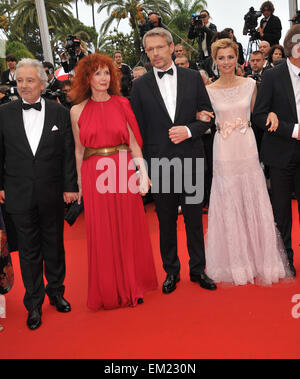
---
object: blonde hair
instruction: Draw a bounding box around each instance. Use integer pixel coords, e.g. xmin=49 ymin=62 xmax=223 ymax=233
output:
xmin=211 ymin=38 xmax=239 ymax=61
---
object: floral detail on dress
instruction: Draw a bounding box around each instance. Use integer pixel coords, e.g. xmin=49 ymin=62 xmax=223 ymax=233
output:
xmin=216 ymin=119 xmax=251 ymax=139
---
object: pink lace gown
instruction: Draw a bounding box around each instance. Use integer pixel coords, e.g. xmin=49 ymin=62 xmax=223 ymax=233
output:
xmin=205 ymin=78 xmax=291 ymax=285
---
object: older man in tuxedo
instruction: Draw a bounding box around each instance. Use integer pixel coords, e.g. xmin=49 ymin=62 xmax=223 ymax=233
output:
xmin=131 ymin=28 xmax=216 ymax=294
xmin=0 ymin=59 xmax=78 ymax=330
xmin=253 ymin=25 xmax=300 ymax=276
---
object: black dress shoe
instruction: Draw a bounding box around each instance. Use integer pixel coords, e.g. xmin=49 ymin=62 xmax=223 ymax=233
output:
xmin=190 ymin=272 xmax=217 ymax=290
xmin=27 ymin=308 xmax=42 ymax=330
xmin=162 ymin=274 xmax=180 ymax=294
xmin=49 ymin=295 xmax=71 ymax=313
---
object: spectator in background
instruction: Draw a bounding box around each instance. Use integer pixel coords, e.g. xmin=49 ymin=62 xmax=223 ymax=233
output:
xmin=114 ymin=50 xmax=132 ymax=98
xmin=60 ymin=36 xmax=88 ymax=74
xmin=174 ymin=44 xmax=186 ymax=58
xmin=236 ymin=64 xmax=245 ymax=77
xmin=188 ymin=10 xmax=217 ymax=67
xmin=43 ymin=62 xmax=62 ymax=92
xmin=60 ymin=80 xmax=73 ymax=109
xmin=245 ymin=51 xmax=266 ymax=83
xmin=1 ymin=55 xmax=17 ymax=87
xmin=174 ymin=43 xmax=197 ymax=70
xmin=266 ymin=44 xmax=286 ymax=69
xmin=175 ymin=55 xmax=190 ymax=68
xmin=132 ymin=66 xmax=147 ymax=80
xmin=258 ymin=1 xmax=282 ymax=46
xmin=223 ymin=28 xmax=245 ymax=65
xmin=259 ymin=40 xmax=271 ymax=67
xmin=245 ymin=52 xmax=267 ymax=153
xmin=148 ymin=11 xmax=162 ymax=28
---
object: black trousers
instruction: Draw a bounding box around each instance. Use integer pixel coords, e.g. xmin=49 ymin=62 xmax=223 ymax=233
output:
xmin=269 ymin=148 xmax=300 ymax=265
xmin=10 ymin=202 xmax=66 ymax=312
xmin=152 ymin=189 xmax=206 ymax=277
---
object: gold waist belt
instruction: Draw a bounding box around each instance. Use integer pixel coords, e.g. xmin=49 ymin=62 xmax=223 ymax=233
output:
xmin=83 ymin=144 xmax=131 ymax=160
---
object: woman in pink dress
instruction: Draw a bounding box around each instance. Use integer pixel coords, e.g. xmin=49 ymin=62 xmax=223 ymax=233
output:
xmin=198 ymin=39 xmax=292 ymax=285
xmin=70 ymin=54 xmax=157 ymax=310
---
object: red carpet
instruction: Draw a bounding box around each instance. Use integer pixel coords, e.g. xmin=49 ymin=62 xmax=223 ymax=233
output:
xmin=1 ymin=201 xmax=300 ymax=359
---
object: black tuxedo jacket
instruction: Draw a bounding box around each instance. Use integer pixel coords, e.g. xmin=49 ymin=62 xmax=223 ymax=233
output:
xmin=0 ymin=98 xmax=78 ymax=213
xmin=260 ymin=14 xmax=282 ymax=46
xmin=252 ymin=61 xmax=299 ymax=169
xmin=130 ymin=66 xmax=213 ymax=168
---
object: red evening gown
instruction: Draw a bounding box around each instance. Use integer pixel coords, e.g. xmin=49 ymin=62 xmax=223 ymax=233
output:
xmin=78 ymin=95 xmax=157 ymax=310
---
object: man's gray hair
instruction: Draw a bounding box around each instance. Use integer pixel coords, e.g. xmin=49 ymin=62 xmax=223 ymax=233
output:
xmin=133 ymin=65 xmax=147 ymax=73
xmin=283 ymin=24 xmax=300 ymax=58
xmin=16 ymin=58 xmax=48 ymax=84
xmin=143 ymin=27 xmax=173 ymax=48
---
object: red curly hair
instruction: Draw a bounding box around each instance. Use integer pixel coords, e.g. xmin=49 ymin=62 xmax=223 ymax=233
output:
xmin=70 ymin=53 xmax=121 ymax=104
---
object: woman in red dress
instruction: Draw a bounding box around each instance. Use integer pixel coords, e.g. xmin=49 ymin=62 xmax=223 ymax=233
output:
xmin=70 ymin=54 xmax=157 ymax=310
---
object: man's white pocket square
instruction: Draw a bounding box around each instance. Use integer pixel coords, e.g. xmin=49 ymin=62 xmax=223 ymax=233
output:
xmin=51 ymin=125 xmax=59 ymax=131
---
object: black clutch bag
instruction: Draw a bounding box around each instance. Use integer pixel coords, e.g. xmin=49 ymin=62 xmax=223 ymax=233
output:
xmin=64 ymin=199 xmax=84 ymax=226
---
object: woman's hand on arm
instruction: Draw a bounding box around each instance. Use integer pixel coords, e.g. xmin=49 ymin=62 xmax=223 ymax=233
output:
xmin=266 ymin=112 xmax=279 ymax=132
xmin=196 ymin=110 xmax=214 ymax=122
xmin=127 ymin=123 xmax=151 ymax=196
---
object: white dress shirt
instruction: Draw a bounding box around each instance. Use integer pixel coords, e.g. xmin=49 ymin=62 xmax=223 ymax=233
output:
xmin=154 ymin=62 xmax=177 ymax=123
xmin=9 ymin=70 xmax=16 ymax=82
xmin=201 ymin=22 xmax=210 ymax=58
xmin=286 ymin=59 xmax=300 ymax=139
xmin=22 ymin=97 xmax=45 ymax=155
xmin=153 ymin=63 xmax=192 ymax=137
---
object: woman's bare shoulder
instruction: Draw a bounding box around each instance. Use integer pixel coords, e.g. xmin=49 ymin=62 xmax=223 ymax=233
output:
xmin=70 ymin=99 xmax=89 ymax=120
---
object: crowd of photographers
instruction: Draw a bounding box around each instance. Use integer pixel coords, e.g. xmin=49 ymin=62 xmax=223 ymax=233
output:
xmin=1 ymin=1 xmax=300 ymax=106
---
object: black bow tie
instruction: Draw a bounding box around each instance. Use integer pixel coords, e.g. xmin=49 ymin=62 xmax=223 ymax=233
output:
xmin=157 ymin=68 xmax=174 ymax=79
xmin=22 ymin=102 xmax=42 ymax=111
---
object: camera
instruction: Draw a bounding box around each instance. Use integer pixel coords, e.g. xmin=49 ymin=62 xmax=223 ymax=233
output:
xmin=42 ymin=88 xmax=66 ymax=103
xmin=139 ymin=20 xmax=156 ymax=38
xmin=0 ymin=86 xmax=18 ymax=102
xmin=65 ymin=35 xmax=81 ymax=57
xmin=191 ymin=13 xmax=207 ymax=29
xmin=243 ymin=7 xmax=262 ymax=39
xmin=5 ymin=87 xmax=18 ymax=97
